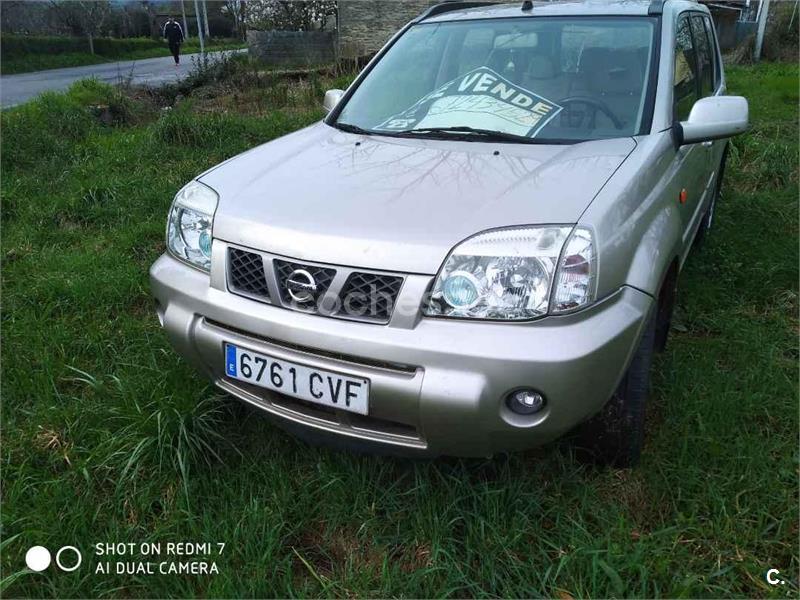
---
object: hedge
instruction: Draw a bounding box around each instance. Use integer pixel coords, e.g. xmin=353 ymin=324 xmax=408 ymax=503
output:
xmin=1 ymin=35 xmax=167 ymax=59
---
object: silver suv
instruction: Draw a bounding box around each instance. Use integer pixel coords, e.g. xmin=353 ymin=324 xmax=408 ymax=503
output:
xmin=150 ymin=0 xmax=748 ymax=466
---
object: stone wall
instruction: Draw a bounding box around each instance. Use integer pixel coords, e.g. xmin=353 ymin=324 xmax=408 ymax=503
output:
xmin=337 ymin=0 xmax=434 ymax=59
xmin=247 ymin=30 xmax=336 ymax=66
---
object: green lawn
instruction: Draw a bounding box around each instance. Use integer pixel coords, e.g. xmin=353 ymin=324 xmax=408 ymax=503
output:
xmin=1 ymin=63 xmax=798 ymax=598
xmin=0 ymin=35 xmax=245 ymax=75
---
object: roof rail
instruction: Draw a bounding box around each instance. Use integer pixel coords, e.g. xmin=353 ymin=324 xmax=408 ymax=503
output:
xmin=648 ymin=0 xmax=667 ymax=15
xmin=414 ymin=1 xmax=496 ymax=23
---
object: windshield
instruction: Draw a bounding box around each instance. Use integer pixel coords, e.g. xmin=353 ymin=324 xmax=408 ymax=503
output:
xmin=335 ymin=17 xmax=657 ymax=143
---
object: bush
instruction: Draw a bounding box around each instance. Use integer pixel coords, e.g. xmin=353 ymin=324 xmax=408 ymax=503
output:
xmin=182 ymin=52 xmax=258 ymax=90
xmin=764 ymin=2 xmax=800 ymax=61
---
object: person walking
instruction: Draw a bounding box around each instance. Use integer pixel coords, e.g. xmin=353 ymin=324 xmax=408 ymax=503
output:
xmin=163 ymin=16 xmax=184 ymax=66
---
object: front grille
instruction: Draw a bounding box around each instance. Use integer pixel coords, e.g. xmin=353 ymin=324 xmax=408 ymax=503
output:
xmin=337 ymin=272 xmax=404 ymax=322
xmin=229 ymin=248 xmax=270 ymax=299
xmin=274 ymin=259 xmax=336 ymax=308
xmin=226 ymin=245 xmax=406 ymax=324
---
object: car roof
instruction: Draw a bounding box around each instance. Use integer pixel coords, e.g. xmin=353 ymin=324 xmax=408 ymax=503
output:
xmin=421 ymin=0 xmax=703 ymax=23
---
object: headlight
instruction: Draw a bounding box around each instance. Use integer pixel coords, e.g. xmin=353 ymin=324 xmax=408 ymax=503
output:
xmin=166 ymin=180 xmax=218 ymax=271
xmin=424 ymin=226 xmax=596 ymax=320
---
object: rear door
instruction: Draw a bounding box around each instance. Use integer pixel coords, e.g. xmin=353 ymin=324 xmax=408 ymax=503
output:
xmin=696 ymin=13 xmax=728 ymax=181
xmin=673 ymin=12 xmax=707 ymax=247
xmin=690 ymin=14 xmax=722 ymax=192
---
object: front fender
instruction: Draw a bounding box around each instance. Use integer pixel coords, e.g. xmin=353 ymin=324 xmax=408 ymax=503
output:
xmin=625 ymin=203 xmax=682 ymax=296
xmin=581 ymin=132 xmax=683 ymax=301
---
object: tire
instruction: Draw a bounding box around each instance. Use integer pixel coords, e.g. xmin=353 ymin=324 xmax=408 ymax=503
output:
xmin=694 ymin=145 xmax=728 ymax=246
xmin=575 ymin=307 xmax=656 ymax=468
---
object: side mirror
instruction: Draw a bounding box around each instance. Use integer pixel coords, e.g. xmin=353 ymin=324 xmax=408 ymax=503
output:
xmin=676 ymin=96 xmax=749 ymax=146
xmin=322 ymin=89 xmax=344 ymax=114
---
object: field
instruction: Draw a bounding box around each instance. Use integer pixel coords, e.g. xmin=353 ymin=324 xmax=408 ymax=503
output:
xmin=0 ymin=35 xmax=245 ymax=75
xmin=1 ymin=61 xmax=798 ymax=597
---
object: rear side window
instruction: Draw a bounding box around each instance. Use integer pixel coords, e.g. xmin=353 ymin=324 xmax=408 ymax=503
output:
xmin=691 ymin=15 xmax=714 ymax=97
xmin=702 ymin=15 xmax=721 ymax=89
xmin=673 ymin=15 xmax=698 ymax=121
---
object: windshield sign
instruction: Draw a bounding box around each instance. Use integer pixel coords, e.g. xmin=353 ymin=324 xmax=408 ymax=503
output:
xmin=376 ymin=66 xmax=563 ymax=138
xmin=336 ymin=17 xmax=656 ymax=143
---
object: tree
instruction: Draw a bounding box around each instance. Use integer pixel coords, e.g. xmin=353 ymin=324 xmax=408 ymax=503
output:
xmin=49 ymin=1 xmax=111 ymax=54
xmin=140 ymin=0 xmax=160 ymax=40
xmin=222 ymin=0 xmax=247 ymax=39
xmin=1 ymin=1 xmax=57 ymax=34
xmin=246 ymin=0 xmax=336 ymax=32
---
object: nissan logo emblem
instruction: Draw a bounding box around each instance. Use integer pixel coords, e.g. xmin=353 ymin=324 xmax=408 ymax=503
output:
xmin=286 ymin=269 xmax=317 ymax=303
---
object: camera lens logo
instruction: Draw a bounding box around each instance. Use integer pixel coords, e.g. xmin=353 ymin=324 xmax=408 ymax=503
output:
xmin=25 ymin=546 xmax=50 ymax=572
xmin=25 ymin=546 xmax=82 ymax=572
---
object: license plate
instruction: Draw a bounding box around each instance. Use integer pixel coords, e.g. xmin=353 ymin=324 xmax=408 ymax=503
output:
xmin=224 ymin=343 xmax=370 ymax=415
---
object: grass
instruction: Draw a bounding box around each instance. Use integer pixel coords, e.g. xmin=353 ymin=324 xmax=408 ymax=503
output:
xmin=0 ymin=61 xmax=798 ymax=598
xmin=0 ymin=35 xmax=245 ymax=75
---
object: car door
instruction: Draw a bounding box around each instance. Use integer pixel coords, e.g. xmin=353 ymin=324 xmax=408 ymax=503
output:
xmin=672 ymin=12 xmax=708 ymax=249
xmin=690 ymin=14 xmax=722 ymax=199
xmin=697 ymin=13 xmax=728 ymax=184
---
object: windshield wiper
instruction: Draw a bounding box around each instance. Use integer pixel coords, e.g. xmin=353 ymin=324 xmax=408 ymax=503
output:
xmin=389 ymin=126 xmax=543 ymax=144
xmin=334 ymin=123 xmax=559 ymax=144
xmin=333 ymin=122 xmax=375 ymax=136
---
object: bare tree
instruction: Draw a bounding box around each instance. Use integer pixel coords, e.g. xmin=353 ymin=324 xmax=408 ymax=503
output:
xmin=49 ymin=1 xmax=111 ymax=54
xmin=140 ymin=0 xmax=159 ymax=40
xmin=1 ymin=1 xmax=56 ymax=34
xmin=222 ymin=0 xmax=247 ymax=39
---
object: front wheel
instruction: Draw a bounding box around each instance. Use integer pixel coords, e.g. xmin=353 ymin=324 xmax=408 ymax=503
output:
xmin=574 ymin=307 xmax=656 ymax=468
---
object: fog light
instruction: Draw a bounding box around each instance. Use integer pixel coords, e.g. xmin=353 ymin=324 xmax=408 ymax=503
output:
xmin=506 ymin=389 xmax=545 ymax=415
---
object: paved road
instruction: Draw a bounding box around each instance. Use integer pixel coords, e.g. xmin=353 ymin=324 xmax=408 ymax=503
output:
xmin=0 ymin=50 xmax=243 ymax=108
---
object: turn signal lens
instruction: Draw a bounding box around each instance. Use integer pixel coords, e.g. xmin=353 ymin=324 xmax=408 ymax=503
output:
xmin=551 ymin=227 xmax=596 ymax=313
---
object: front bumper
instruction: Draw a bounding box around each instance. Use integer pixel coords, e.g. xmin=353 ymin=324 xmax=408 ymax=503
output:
xmin=150 ymin=250 xmax=653 ymax=457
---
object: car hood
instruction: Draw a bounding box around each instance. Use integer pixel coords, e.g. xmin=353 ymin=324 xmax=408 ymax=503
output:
xmin=202 ymin=122 xmax=635 ymax=274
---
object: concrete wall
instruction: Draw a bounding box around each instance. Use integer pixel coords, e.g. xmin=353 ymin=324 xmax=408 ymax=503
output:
xmin=247 ymin=30 xmax=336 ymax=66
xmin=338 ymin=0 xmax=434 ymax=59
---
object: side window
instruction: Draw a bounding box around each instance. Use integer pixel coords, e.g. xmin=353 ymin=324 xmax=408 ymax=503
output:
xmin=691 ymin=15 xmax=714 ymax=97
xmin=703 ymin=15 xmax=721 ymax=89
xmin=673 ymin=15 xmax=698 ymax=121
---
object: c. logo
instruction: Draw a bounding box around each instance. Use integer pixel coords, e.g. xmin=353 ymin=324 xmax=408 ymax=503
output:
xmin=766 ymin=569 xmax=784 ymax=585
xmin=286 ymin=269 xmax=317 ymax=303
